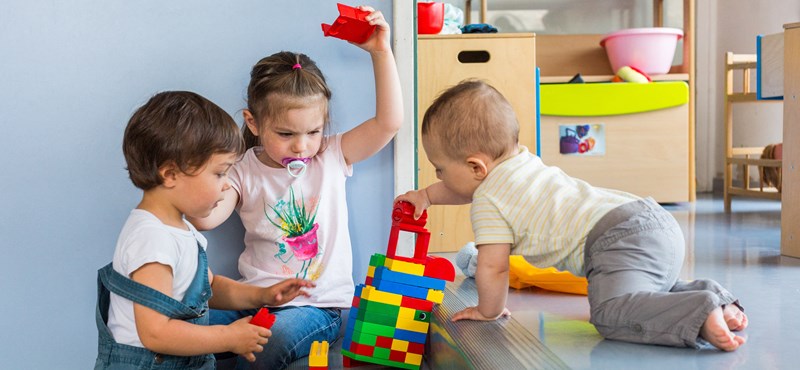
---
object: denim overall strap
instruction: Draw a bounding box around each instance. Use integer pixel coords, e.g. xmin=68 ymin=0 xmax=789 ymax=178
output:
xmin=95 ymin=243 xmax=213 ymax=369
xmin=180 ymin=244 xmax=212 ymax=323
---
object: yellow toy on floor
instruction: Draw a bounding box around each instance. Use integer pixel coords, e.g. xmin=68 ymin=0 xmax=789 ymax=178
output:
xmin=508 ymin=256 xmax=587 ymax=295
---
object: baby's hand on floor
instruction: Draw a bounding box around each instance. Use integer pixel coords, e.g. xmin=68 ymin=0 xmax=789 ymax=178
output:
xmin=451 ymin=306 xmax=511 ymax=322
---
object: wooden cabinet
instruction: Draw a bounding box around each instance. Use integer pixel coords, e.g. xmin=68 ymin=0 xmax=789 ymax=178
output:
xmin=416 ymin=33 xmax=536 ymax=252
xmin=533 ymin=0 xmax=696 ymax=202
xmin=782 ymin=22 xmax=800 ymax=258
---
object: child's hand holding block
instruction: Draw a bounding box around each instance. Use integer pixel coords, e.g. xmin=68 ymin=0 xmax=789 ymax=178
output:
xmin=250 ymin=307 xmax=276 ymax=329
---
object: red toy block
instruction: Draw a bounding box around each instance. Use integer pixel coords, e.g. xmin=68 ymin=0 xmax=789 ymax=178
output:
xmin=250 ymin=307 xmax=276 ymax=329
xmin=342 ymin=356 xmax=371 ymax=368
xmin=389 ymin=349 xmax=407 ymax=363
xmin=407 ymin=341 xmax=425 ymax=355
xmin=351 ymin=342 xmax=374 ymax=357
xmin=386 ymin=201 xmax=431 ymax=264
xmin=400 ymin=295 xmax=434 ymax=312
xmin=392 ymin=201 xmax=427 ymax=227
xmin=321 ymin=3 xmax=376 ymax=44
xmin=422 ymin=255 xmax=456 ymax=282
xmin=375 ymin=335 xmax=393 ymax=349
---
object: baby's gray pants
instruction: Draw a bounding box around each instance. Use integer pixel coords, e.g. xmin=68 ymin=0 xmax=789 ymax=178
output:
xmin=584 ymin=198 xmax=739 ymax=348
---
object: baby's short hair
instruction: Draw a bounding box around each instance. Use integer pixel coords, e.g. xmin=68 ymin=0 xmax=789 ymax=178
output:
xmin=123 ymin=91 xmax=244 ymax=190
xmin=422 ymin=80 xmax=519 ymax=160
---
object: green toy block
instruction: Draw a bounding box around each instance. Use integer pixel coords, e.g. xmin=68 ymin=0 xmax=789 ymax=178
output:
xmin=354 ymin=319 xmax=396 ymax=338
xmin=369 ymin=253 xmax=387 ymax=268
xmin=357 ymin=309 xmax=399 ymax=327
xmin=373 ymin=346 xmax=391 ymax=360
xmin=358 ymin=298 xmax=401 ymax=317
xmin=350 ymin=329 xmax=377 ymax=346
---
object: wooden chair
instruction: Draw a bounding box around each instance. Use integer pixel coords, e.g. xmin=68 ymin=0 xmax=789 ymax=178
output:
xmin=723 ymin=52 xmax=782 ymax=212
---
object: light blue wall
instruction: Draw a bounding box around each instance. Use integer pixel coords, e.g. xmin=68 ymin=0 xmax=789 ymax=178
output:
xmin=0 ymin=1 xmax=395 ymax=368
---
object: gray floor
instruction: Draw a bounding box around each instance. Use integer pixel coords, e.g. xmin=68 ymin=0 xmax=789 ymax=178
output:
xmin=492 ymin=193 xmax=799 ymax=370
xmin=290 ymin=193 xmax=798 ymax=369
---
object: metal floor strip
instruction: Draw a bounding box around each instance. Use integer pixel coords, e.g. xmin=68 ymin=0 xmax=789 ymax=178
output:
xmin=427 ymin=276 xmax=570 ymax=370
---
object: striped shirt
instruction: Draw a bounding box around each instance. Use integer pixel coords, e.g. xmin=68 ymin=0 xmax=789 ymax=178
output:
xmin=471 ymin=147 xmax=639 ymax=276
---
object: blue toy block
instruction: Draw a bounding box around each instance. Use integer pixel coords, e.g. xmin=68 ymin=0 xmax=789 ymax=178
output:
xmin=373 ymin=278 xmax=432 ymax=301
xmin=374 ymin=266 xmax=446 ymax=291
xmin=393 ymin=328 xmax=428 ymax=344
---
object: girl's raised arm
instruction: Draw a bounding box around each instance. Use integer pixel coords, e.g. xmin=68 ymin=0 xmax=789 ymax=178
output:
xmin=341 ymin=6 xmax=403 ymax=165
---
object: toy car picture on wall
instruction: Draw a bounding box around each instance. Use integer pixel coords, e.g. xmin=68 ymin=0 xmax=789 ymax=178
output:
xmin=559 ymin=124 xmax=606 ymax=156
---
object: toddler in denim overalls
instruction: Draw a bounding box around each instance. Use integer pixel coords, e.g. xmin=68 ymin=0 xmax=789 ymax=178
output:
xmin=95 ymin=239 xmax=214 ymax=369
xmin=95 ymin=91 xmax=315 ymax=369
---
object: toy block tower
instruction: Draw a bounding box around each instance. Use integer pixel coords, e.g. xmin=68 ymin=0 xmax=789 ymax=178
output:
xmin=341 ymin=202 xmax=455 ymax=369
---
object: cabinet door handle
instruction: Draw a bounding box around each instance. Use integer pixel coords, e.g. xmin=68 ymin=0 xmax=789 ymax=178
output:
xmin=458 ymin=50 xmax=491 ymax=64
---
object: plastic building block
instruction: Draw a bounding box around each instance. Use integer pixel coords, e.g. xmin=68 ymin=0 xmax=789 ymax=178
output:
xmin=390 ymin=349 xmax=407 ymax=363
xmin=250 ymin=307 xmax=275 ymax=329
xmin=392 ymin=328 xmax=427 ymax=344
xmin=342 ymin=349 xmax=419 ymax=370
xmin=400 ymin=295 xmax=434 ymax=312
xmin=374 ymin=266 xmax=446 ymax=291
xmin=309 ymin=341 xmax=329 ymax=369
xmin=386 ymin=202 xmax=431 ymax=264
xmin=384 ymin=257 xmax=425 ymax=276
xmin=395 ymin=316 xmax=429 ymax=333
xmin=355 ymin=319 xmax=396 ymax=338
xmin=425 ymin=289 xmax=445 ymax=304
xmin=359 ymin=285 xmax=402 ymax=306
xmin=342 ymin=355 xmax=372 ymax=368
xmin=373 ymin=277 xmax=436 ymax=301
xmin=357 ymin=299 xmax=401 ymax=318
xmin=390 ymin=338 xmax=409 ymax=352
xmin=398 ymin=307 xmax=431 ymax=323
xmin=321 ymin=3 xmax=376 ymax=44
xmin=422 ymin=255 xmax=456 ymax=282
xmin=405 ymin=352 xmax=423 ymax=366
xmin=369 ymin=253 xmax=387 ymax=268
xmin=373 ymin=346 xmax=391 ymax=360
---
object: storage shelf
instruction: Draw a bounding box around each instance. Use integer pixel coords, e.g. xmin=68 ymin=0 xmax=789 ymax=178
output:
xmin=723 ymin=52 xmax=784 ymax=212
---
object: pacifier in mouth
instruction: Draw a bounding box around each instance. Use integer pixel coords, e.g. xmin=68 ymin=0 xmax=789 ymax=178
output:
xmin=281 ymin=157 xmax=311 ymax=177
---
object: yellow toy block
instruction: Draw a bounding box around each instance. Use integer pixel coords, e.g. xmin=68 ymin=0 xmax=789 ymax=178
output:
xmin=425 ymin=289 xmax=444 ymax=304
xmin=360 ymin=285 xmax=402 ymax=306
xmin=367 ymin=265 xmax=375 ymax=278
xmin=395 ymin=316 xmax=429 ymax=333
xmin=397 ymin=307 xmax=416 ymax=320
xmin=384 ymin=257 xmax=425 ymax=276
xmin=405 ymin=353 xmax=423 ymax=366
xmin=390 ymin=339 xmax=409 ymax=352
xmin=309 ymin=341 xmax=328 ymax=368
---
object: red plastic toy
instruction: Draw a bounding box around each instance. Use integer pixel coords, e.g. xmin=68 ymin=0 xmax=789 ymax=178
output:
xmin=321 ymin=3 xmax=376 ymax=44
xmin=250 ymin=307 xmax=276 ymax=329
xmin=386 ymin=201 xmax=431 ymax=265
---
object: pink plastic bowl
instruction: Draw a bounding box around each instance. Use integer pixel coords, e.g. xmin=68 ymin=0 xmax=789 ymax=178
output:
xmin=600 ymin=27 xmax=683 ymax=75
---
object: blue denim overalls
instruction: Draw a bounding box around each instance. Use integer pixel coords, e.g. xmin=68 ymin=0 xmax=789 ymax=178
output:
xmin=94 ymin=243 xmax=215 ymax=369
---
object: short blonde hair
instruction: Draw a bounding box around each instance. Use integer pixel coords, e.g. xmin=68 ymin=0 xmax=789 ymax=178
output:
xmin=422 ymin=80 xmax=518 ymax=160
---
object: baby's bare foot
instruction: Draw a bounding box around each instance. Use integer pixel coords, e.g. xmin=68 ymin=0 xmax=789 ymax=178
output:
xmin=700 ymin=307 xmax=746 ymax=351
xmin=722 ymin=303 xmax=748 ymax=331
